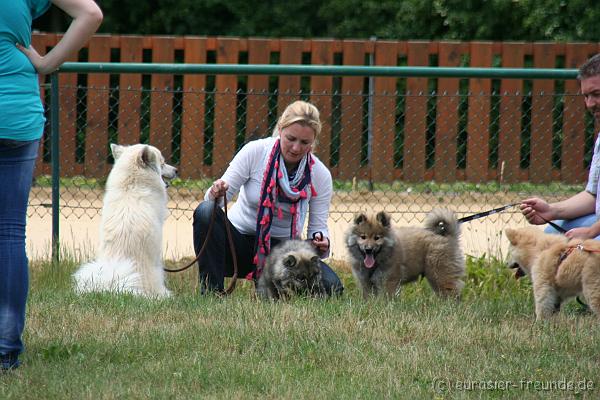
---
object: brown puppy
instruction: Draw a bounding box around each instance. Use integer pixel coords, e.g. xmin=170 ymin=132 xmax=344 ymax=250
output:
xmin=505 ymin=226 xmax=567 ymax=278
xmin=345 ymin=209 xmax=465 ymax=299
xmin=530 ymin=239 xmax=600 ymax=320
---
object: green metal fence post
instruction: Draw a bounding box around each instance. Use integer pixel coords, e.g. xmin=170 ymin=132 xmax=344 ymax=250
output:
xmin=367 ymin=37 xmax=376 ymax=192
xmin=50 ymin=72 xmax=60 ymax=263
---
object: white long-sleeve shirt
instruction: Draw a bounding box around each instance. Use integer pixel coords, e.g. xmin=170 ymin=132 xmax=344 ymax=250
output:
xmin=205 ymin=137 xmax=333 ymax=243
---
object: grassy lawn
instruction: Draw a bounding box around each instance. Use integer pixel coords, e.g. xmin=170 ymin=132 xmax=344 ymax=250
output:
xmin=1 ymin=255 xmax=598 ymax=399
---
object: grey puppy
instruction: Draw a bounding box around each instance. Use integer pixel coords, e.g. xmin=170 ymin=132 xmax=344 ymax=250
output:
xmin=256 ymin=239 xmax=325 ymax=300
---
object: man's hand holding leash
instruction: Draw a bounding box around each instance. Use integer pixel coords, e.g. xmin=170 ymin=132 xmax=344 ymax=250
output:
xmin=520 ymin=198 xmax=554 ymax=225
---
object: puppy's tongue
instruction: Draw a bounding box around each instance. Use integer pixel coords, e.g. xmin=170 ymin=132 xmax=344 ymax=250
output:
xmin=364 ymin=254 xmax=375 ymax=269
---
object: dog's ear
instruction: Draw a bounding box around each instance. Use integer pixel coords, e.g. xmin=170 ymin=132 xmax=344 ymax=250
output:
xmin=138 ymin=145 xmax=158 ymax=169
xmin=376 ymin=211 xmax=391 ymax=227
xmin=310 ymin=255 xmax=320 ymax=266
xmin=283 ymin=255 xmax=297 ymax=268
xmin=505 ymin=228 xmax=518 ymax=245
xmin=110 ymin=143 xmax=125 ymax=160
xmin=354 ymin=213 xmax=367 ymax=225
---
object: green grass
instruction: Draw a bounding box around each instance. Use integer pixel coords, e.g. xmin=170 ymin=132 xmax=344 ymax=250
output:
xmin=1 ymin=255 xmax=599 ymax=399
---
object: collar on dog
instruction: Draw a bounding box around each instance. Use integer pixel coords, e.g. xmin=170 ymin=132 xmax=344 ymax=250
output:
xmin=558 ymin=243 xmax=600 ymax=265
xmin=558 ymin=246 xmax=577 ymax=265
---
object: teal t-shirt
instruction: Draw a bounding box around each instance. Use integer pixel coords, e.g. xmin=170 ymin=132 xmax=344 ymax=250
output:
xmin=0 ymin=0 xmax=51 ymax=140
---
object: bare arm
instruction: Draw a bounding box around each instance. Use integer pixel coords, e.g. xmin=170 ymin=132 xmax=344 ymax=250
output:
xmin=17 ymin=0 xmax=103 ymax=74
xmin=521 ymin=191 xmax=596 ymax=224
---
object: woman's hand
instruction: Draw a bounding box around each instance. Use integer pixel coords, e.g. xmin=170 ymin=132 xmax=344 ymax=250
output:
xmin=311 ymin=232 xmax=330 ymax=256
xmin=209 ymin=179 xmax=229 ymax=200
xmin=15 ymin=44 xmax=53 ymax=74
xmin=17 ymin=0 xmax=103 ymax=75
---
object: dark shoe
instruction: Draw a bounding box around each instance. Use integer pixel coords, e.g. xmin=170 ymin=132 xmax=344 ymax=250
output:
xmin=198 ymin=272 xmax=223 ymax=295
xmin=1 ymin=352 xmax=20 ymax=371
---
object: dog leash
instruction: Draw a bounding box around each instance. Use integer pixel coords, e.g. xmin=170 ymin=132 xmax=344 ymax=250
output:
xmin=537 ymin=215 xmax=568 ymax=234
xmin=458 ymin=202 xmax=519 ymax=224
xmin=164 ymin=195 xmax=238 ymax=295
xmin=458 ymin=203 xmax=569 ymax=235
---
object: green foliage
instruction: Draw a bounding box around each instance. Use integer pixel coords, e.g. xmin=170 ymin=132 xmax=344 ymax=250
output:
xmin=34 ymin=0 xmax=600 ymax=41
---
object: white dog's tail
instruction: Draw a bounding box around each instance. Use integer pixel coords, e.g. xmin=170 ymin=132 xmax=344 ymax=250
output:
xmin=73 ymin=259 xmax=143 ymax=295
xmin=424 ymin=208 xmax=460 ymax=238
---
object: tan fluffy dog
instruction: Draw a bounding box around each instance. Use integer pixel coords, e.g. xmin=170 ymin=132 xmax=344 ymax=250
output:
xmin=532 ymin=239 xmax=600 ymax=320
xmin=505 ymin=227 xmax=567 ymax=278
xmin=345 ymin=209 xmax=465 ymax=299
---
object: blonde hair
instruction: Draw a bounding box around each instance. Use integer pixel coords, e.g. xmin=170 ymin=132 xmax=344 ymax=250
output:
xmin=273 ymin=100 xmax=322 ymax=139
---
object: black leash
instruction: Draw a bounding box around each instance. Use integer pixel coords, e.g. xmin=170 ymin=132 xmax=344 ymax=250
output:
xmin=458 ymin=203 xmax=569 ymax=235
xmin=537 ymin=216 xmax=568 ymax=234
xmin=458 ymin=203 xmax=519 ymax=224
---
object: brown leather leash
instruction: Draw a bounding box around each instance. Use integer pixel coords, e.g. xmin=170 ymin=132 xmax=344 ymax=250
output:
xmin=163 ymin=196 xmax=238 ymax=295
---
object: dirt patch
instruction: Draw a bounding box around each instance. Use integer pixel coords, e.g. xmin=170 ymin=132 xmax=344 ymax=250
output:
xmin=26 ymin=187 xmax=535 ymax=262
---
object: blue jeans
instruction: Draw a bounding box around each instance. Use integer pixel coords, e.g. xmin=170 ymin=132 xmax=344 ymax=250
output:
xmin=0 ymin=139 xmax=40 ymax=368
xmin=193 ymin=200 xmax=343 ymax=296
xmin=544 ymin=214 xmax=600 ymax=240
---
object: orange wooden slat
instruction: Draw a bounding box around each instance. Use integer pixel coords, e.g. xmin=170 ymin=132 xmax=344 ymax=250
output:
xmin=117 ymin=36 xmax=143 ymax=146
xmin=403 ymin=41 xmax=429 ymax=182
xmin=339 ymin=40 xmax=365 ymax=180
xmin=466 ymin=42 xmax=493 ymax=182
xmin=212 ymin=38 xmax=240 ymax=176
xmin=498 ymin=42 xmax=525 ymax=183
xmin=180 ymin=37 xmax=207 ymax=179
xmin=530 ymin=43 xmax=557 ymax=183
xmin=562 ymin=43 xmax=595 ymax=184
xmin=246 ymin=39 xmax=270 ymax=141
xmin=435 ymin=41 xmax=461 ymax=183
xmin=32 ymin=34 xmax=598 ymax=186
xmin=310 ymin=39 xmax=334 ymax=167
xmin=84 ymin=36 xmax=111 ymax=178
xmin=371 ymin=41 xmax=398 ymax=183
xmin=150 ymin=37 xmax=175 ymax=160
xmin=277 ymin=39 xmax=303 ymax=113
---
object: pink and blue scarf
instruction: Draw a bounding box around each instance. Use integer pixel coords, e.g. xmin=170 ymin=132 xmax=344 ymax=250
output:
xmin=251 ymin=138 xmax=317 ymax=277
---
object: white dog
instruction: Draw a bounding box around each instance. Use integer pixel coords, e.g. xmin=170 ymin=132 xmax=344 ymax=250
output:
xmin=73 ymin=143 xmax=177 ymax=297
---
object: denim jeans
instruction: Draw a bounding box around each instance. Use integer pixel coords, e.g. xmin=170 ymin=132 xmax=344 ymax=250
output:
xmin=0 ymin=139 xmax=40 ymax=368
xmin=192 ymin=200 xmax=344 ymax=296
xmin=544 ymin=214 xmax=600 ymax=240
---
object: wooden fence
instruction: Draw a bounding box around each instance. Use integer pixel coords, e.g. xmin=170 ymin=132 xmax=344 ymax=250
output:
xmin=32 ymin=34 xmax=600 ymax=183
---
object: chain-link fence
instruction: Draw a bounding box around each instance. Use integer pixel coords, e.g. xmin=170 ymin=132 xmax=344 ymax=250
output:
xmin=30 ymin=64 xmax=593 ymax=253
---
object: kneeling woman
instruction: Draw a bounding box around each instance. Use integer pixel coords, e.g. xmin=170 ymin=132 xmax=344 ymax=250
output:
xmin=193 ymin=100 xmax=343 ymax=296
